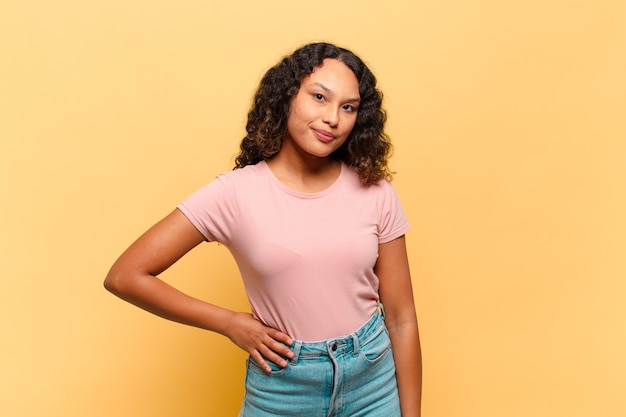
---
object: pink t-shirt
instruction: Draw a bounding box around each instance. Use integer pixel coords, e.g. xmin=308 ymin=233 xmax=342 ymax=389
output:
xmin=178 ymin=161 xmax=409 ymax=341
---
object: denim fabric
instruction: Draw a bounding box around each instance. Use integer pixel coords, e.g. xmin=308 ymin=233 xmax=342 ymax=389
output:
xmin=238 ymin=308 xmax=401 ymax=417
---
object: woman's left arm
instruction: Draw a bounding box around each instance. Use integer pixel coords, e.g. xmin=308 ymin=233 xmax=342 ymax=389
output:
xmin=376 ymin=235 xmax=422 ymax=417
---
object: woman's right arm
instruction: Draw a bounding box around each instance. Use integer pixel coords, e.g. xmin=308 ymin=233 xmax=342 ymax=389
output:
xmin=104 ymin=208 xmax=293 ymax=371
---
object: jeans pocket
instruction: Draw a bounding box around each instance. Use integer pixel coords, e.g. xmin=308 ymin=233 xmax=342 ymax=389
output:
xmin=246 ymin=356 xmax=289 ymax=376
xmin=359 ymin=327 xmax=393 ymax=364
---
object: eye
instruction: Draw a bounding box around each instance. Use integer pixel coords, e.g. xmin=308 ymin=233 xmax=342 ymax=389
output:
xmin=342 ymin=104 xmax=357 ymax=112
xmin=313 ymin=93 xmax=325 ymax=102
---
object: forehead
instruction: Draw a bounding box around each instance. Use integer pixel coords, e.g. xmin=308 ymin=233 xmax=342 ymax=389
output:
xmin=302 ymin=59 xmax=360 ymax=96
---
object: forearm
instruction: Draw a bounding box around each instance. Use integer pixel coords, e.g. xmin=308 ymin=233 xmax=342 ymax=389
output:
xmin=104 ymin=271 xmax=235 ymax=337
xmin=105 ymin=269 xmax=295 ymax=370
xmin=388 ymin=321 xmax=422 ymax=417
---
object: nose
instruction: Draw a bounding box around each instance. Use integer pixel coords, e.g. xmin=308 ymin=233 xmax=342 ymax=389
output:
xmin=323 ymin=106 xmax=339 ymax=127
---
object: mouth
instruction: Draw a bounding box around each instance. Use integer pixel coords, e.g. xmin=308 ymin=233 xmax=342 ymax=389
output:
xmin=312 ymin=128 xmax=335 ymax=143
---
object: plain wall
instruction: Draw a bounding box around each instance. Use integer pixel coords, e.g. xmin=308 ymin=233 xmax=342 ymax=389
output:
xmin=1 ymin=0 xmax=624 ymax=416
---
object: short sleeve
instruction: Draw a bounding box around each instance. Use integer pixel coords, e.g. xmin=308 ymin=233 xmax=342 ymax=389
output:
xmin=377 ymin=180 xmax=410 ymax=244
xmin=177 ymin=173 xmax=238 ymax=243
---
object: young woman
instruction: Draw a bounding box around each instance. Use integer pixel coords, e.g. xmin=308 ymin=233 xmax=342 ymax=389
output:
xmin=105 ymin=42 xmax=422 ymax=416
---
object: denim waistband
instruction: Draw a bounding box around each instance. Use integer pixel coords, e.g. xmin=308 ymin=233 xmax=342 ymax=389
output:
xmin=289 ymin=304 xmax=386 ymax=364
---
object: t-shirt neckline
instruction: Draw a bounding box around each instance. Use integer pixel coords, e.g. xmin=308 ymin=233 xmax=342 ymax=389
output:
xmin=259 ymin=160 xmax=346 ymax=199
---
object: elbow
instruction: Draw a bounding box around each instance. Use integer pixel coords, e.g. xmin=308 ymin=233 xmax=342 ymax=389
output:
xmin=103 ymin=268 xmax=128 ymax=296
xmin=103 ymin=274 xmax=115 ymax=293
xmin=104 ymin=264 xmax=151 ymax=300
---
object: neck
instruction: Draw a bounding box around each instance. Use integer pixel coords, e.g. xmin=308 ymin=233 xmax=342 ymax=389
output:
xmin=270 ymin=136 xmax=339 ymax=173
xmin=266 ymin=143 xmax=342 ymax=193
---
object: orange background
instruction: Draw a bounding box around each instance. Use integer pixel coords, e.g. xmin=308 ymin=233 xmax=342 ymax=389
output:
xmin=1 ymin=1 xmax=625 ymax=416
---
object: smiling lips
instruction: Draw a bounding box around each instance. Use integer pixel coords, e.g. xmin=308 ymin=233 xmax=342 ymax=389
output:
xmin=312 ymin=128 xmax=335 ymax=143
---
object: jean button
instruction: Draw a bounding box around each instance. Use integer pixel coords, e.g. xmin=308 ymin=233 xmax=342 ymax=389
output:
xmin=331 ymin=343 xmax=338 ymax=351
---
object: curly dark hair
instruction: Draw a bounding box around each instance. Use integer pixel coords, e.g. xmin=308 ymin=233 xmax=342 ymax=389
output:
xmin=234 ymin=42 xmax=393 ymax=185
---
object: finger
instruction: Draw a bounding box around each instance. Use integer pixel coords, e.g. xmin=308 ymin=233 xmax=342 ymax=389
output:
xmin=263 ymin=332 xmax=293 ymax=359
xmin=250 ymin=350 xmax=272 ymax=373
xmin=266 ymin=338 xmax=294 ymax=359
xmin=258 ymin=344 xmax=290 ymax=369
xmin=267 ymin=328 xmax=294 ymax=349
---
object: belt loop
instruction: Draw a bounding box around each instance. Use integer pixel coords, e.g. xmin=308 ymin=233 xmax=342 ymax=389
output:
xmin=378 ymin=302 xmax=386 ymax=319
xmin=291 ymin=341 xmax=302 ymax=365
xmin=352 ymin=334 xmax=360 ymax=357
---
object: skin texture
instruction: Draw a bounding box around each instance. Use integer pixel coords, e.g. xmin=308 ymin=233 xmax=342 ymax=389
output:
xmin=104 ymin=58 xmax=422 ymax=416
xmin=376 ymin=235 xmax=422 ymax=417
xmin=266 ymin=58 xmax=360 ymax=191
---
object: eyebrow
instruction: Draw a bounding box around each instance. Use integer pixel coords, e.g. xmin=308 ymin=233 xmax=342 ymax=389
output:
xmin=312 ymin=82 xmax=361 ymax=103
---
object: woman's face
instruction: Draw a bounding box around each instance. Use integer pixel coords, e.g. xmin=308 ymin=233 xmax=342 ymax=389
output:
xmin=283 ymin=58 xmax=360 ymax=160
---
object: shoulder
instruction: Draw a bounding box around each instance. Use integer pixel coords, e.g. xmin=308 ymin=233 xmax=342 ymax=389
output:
xmin=342 ymin=165 xmax=405 ymax=214
xmin=205 ymin=161 xmax=269 ymax=191
xmin=181 ymin=162 xmax=269 ymax=205
xmin=219 ymin=161 xmax=266 ymax=181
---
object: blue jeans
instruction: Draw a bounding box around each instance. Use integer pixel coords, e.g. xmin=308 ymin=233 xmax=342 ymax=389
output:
xmin=238 ymin=308 xmax=401 ymax=416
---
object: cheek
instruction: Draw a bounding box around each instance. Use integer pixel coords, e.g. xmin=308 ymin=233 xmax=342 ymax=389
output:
xmin=289 ymin=107 xmax=316 ymax=133
xmin=343 ymin=117 xmax=358 ymax=135
xmin=286 ymin=109 xmax=309 ymax=139
xmin=293 ymin=102 xmax=313 ymax=120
